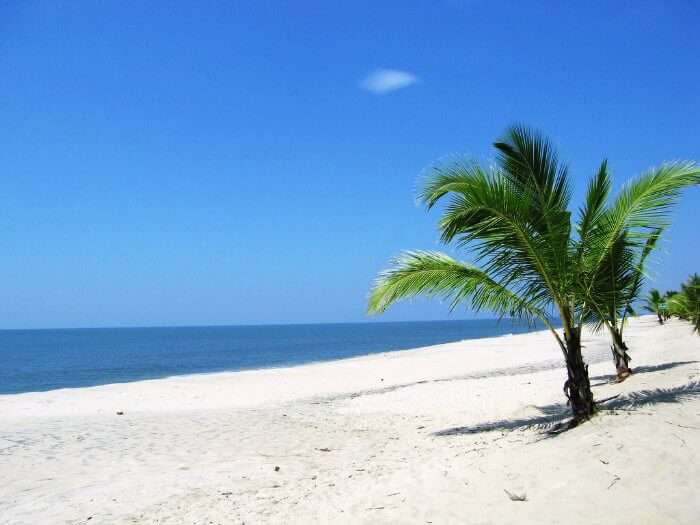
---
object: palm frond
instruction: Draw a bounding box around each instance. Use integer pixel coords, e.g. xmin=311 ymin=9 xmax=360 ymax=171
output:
xmin=367 ymin=251 xmax=547 ymax=324
xmin=493 ymin=124 xmax=572 ymax=213
xmin=643 ymin=289 xmax=663 ymax=313
xmin=419 ymin=161 xmax=568 ymax=313
xmin=669 ymin=274 xmax=700 ymax=332
xmin=418 ymin=160 xmax=484 ymax=210
xmin=577 ymin=160 xmax=611 ymax=250
xmin=624 ymin=227 xmax=662 ymax=313
xmin=586 ymin=162 xmax=700 ymax=268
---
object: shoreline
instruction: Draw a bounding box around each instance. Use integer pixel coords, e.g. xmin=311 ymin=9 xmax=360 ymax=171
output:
xmin=2 ymin=315 xmax=700 ymax=524
xmin=0 ymin=321 xmax=538 ymax=399
xmin=1 ymin=322 xmax=589 ymax=418
xmin=0 ymin=319 xmax=542 ymax=396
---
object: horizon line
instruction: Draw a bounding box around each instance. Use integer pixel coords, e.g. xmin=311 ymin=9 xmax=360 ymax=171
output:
xmin=0 ymin=316 xmax=549 ymax=332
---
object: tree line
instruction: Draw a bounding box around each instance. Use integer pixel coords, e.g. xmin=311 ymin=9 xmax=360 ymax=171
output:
xmin=644 ymin=275 xmax=700 ymax=332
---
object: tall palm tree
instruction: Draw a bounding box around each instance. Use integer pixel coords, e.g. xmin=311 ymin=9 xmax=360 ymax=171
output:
xmin=368 ymin=126 xmax=700 ymax=424
xmin=643 ymin=289 xmax=665 ymax=324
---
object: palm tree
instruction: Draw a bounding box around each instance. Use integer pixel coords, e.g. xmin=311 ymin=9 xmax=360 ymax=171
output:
xmin=644 ymin=289 xmax=665 ymax=324
xmin=663 ymin=290 xmax=678 ymax=321
xmin=667 ymin=274 xmax=700 ymax=333
xmin=368 ymin=125 xmax=700 ymax=424
xmin=584 ymin=228 xmax=662 ymax=380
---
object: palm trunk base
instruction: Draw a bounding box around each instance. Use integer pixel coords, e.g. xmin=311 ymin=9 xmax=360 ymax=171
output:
xmin=611 ymin=334 xmax=632 ymax=382
xmin=613 ymin=356 xmax=632 ymax=381
xmin=564 ymin=329 xmax=596 ymax=423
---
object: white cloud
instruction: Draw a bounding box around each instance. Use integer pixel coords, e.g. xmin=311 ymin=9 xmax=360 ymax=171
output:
xmin=360 ymin=69 xmax=419 ymax=94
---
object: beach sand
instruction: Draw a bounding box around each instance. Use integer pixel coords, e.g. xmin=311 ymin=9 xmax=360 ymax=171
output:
xmin=1 ymin=315 xmax=699 ymax=524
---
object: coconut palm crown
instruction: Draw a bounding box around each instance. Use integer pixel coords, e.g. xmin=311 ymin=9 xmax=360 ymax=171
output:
xmin=368 ymin=125 xmax=700 ymax=423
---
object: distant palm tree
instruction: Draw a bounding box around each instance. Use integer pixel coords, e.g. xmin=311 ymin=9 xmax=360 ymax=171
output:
xmin=368 ymin=125 xmax=700 ymax=424
xmin=667 ymin=274 xmax=700 ymax=333
xmin=644 ymin=289 xmax=665 ymax=324
xmin=663 ymin=290 xmax=678 ymax=321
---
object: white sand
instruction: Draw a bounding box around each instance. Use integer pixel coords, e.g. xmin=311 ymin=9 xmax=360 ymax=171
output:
xmin=1 ymin=315 xmax=699 ymax=524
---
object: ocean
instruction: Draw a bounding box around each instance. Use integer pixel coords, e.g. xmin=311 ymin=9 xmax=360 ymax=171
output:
xmin=0 ymin=319 xmax=547 ymax=395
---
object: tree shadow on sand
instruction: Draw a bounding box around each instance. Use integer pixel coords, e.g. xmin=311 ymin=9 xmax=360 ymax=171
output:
xmin=433 ymin=380 xmax=700 ymax=438
xmin=589 ymin=361 xmax=698 ymax=386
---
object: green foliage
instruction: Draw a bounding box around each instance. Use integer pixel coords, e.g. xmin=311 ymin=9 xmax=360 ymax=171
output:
xmin=643 ymin=289 xmax=665 ymax=316
xmin=667 ymin=274 xmax=700 ymax=333
xmin=584 ymin=226 xmax=662 ymax=335
xmin=368 ymin=125 xmax=700 ymax=349
xmin=368 ymin=251 xmax=546 ymax=324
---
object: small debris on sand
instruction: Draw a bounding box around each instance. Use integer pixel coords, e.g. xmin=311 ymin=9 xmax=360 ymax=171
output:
xmin=504 ymin=489 xmax=527 ymax=501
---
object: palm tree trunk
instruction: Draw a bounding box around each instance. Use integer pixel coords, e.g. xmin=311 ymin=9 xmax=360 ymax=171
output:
xmin=656 ymin=311 xmax=664 ymax=325
xmin=563 ymin=326 xmax=595 ymax=422
xmin=609 ymin=327 xmax=632 ymax=381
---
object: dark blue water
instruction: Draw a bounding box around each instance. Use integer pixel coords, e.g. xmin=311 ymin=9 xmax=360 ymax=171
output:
xmin=0 ymin=319 xmax=547 ymax=395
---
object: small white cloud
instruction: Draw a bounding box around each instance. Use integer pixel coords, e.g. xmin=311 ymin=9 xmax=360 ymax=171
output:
xmin=361 ymin=69 xmax=419 ymax=94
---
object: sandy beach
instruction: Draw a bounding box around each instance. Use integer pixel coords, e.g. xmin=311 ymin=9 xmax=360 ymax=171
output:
xmin=1 ymin=315 xmax=699 ymax=524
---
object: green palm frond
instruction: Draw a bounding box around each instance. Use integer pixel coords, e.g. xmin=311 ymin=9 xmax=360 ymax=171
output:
xmin=418 ymin=159 xmax=568 ymax=315
xmin=494 ymin=125 xmax=573 ymax=284
xmin=418 ymin=161 xmax=485 ymax=210
xmin=667 ymin=293 xmax=689 ymax=318
xmin=585 ymin=162 xmax=700 ymax=270
xmin=643 ymin=289 xmax=663 ymax=313
xmin=367 ymin=251 xmax=547 ymax=325
xmin=581 ymin=231 xmax=637 ymax=332
xmin=576 ymin=161 xmax=699 ymax=330
xmin=623 ymin=228 xmax=662 ymax=312
xmin=587 ymin=227 xmax=662 ymax=317
xmin=668 ymin=274 xmax=700 ymax=333
xmin=577 ymin=160 xmax=611 ymax=253
xmin=493 ymin=124 xmax=572 ymax=213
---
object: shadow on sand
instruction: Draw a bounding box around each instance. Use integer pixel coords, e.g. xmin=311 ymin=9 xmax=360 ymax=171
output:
xmin=433 ymin=380 xmax=700 ymax=437
xmin=590 ymin=361 xmax=698 ymax=386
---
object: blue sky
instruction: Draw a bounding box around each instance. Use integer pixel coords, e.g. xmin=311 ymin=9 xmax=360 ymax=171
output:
xmin=2 ymin=1 xmax=699 ymax=329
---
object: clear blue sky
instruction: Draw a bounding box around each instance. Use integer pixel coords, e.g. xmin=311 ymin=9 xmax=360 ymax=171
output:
xmin=2 ymin=1 xmax=699 ymax=329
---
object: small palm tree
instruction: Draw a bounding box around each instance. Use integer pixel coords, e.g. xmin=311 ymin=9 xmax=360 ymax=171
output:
xmin=667 ymin=275 xmax=700 ymax=333
xmin=585 ymin=228 xmax=662 ymax=380
xmin=663 ymin=290 xmax=678 ymax=320
xmin=368 ymin=125 xmax=700 ymax=424
xmin=644 ymin=289 xmax=665 ymax=324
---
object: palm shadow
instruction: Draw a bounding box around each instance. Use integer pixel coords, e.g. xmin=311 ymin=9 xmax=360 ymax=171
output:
xmin=590 ymin=361 xmax=698 ymax=386
xmin=433 ymin=401 xmax=571 ymax=437
xmin=433 ymin=380 xmax=700 ymax=438
xmin=603 ymin=380 xmax=700 ymax=411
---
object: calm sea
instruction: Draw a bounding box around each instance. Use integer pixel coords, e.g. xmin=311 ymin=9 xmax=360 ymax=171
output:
xmin=0 ymin=319 xmax=546 ymax=395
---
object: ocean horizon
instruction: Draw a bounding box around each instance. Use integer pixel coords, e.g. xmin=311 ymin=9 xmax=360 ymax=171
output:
xmin=0 ymin=318 xmax=551 ymax=395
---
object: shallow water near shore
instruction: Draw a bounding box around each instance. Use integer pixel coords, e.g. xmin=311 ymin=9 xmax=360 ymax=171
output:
xmin=0 ymin=319 xmax=551 ymax=394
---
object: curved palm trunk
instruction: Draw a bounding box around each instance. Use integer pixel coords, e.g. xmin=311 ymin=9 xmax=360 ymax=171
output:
xmin=562 ymin=326 xmax=595 ymax=422
xmin=656 ymin=311 xmax=664 ymax=325
xmin=609 ymin=327 xmax=632 ymax=381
